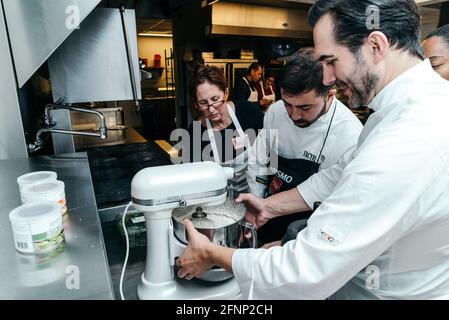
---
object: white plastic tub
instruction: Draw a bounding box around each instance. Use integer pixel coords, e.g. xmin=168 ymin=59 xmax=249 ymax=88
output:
xmin=21 ymin=180 xmax=67 ymax=217
xmin=9 ymin=201 xmax=65 ymax=254
xmin=17 ymin=171 xmax=57 ymax=203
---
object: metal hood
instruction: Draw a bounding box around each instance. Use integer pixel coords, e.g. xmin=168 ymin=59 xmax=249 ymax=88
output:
xmin=2 ymin=0 xmax=101 ymax=88
xmin=205 ymin=1 xmax=312 ymax=39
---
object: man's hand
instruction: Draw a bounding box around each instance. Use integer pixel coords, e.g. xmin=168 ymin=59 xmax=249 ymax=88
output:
xmin=235 ymin=193 xmax=277 ymax=229
xmin=262 ymin=240 xmax=282 ymax=249
xmin=177 ymin=220 xmax=216 ymax=280
xmin=259 ymin=98 xmax=272 ymax=106
xmin=177 ymin=220 xmax=236 ymax=279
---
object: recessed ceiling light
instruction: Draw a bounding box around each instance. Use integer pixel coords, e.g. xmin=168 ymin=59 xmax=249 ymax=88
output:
xmin=138 ymin=33 xmax=173 ymax=37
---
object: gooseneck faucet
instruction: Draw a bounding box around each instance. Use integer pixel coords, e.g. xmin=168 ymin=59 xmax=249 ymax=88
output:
xmin=28 ymin=100 xmax=108 ymax=152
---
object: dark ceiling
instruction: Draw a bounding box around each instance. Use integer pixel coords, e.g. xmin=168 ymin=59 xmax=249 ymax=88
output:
xmin=98 ymin=0 xmax=191 ymax=18
xmin=99 ymin=0 xmax=314 ymax=19
xmin=98 ymin=0 xmax=315 ymax=34
xmin=98 ymin=0 xmax=184 ymax=33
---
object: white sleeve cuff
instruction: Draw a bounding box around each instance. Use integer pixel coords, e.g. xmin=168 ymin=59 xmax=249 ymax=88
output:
xmin=231 ymin=249 xmax=263 ymax=299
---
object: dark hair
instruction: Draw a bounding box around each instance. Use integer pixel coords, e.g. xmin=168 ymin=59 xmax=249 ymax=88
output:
xmin=425 ymin=24 xmax=449 ymax=47
xmin=308 ymin=0 xmax=424 ymax=59
xmin=279 ymin=48 xmax=331 ymax=97
xmin=246 ymin=62 xmax=262 ymax=75
xmin=189 ymin=64 xmax=228 ymax=106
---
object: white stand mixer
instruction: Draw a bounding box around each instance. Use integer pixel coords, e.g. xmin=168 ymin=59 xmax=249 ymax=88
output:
xmin=131 ymin=162 xmax=241 ymax=300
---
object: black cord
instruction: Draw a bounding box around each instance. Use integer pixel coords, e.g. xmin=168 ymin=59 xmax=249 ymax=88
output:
xmin=317 ymin=100 xmax=337 ymax=165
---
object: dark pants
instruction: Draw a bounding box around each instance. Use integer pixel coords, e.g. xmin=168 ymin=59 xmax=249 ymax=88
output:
xmin=257 ymin=211 xmax=312 ymax=246
xmin=281 ymin=218 xmax=308 ymax=245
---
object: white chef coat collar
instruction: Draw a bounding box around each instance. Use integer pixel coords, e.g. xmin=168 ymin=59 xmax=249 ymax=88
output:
xmin=368 ymin=59 xmax=431 ymax=112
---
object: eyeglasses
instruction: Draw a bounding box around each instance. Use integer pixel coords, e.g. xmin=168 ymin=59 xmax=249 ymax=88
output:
xmin=197 ymin=100 xmax=226 ymax=110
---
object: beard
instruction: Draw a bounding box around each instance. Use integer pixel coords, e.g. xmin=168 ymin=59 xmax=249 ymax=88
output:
xmin=292 ymin=100 xmax=327 ymax=128
xmin=346 ymin=71 xmax=379 ymax=108
xmin=341 ymin=53 xmax=380 ymax=109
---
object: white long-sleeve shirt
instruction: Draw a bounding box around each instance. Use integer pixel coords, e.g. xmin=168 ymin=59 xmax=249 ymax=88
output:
xmin=247 ymin=98 xmax=363 ymax=197
xmin=232 ymin=59 xmax=449 ymax=300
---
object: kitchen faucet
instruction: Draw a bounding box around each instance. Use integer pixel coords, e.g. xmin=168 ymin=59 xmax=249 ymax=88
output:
xmin=28 ymin=100 xmax=108 ymax=152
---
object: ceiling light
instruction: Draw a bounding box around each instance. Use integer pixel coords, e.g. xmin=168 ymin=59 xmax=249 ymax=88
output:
xmin=138 ymin=33 xmax=173 ymax=37
xmin=201 ymin=0 xmax=219 ymax=7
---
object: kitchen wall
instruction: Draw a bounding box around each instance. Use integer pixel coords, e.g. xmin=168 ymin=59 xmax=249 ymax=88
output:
xmin=420 ymin=7 xmax=441 ymax=39
xmin=137 ymin=36 xmax=174 ymax=89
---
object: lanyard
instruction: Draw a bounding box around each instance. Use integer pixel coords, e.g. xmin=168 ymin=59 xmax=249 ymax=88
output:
xmin=316 ymin=98 xmax=337 ymax=165
xmin=206 ymin=103 xmax=245 ymax=164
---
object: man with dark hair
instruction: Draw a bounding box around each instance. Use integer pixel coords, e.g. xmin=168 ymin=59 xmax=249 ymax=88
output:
xmin=423 ymin=24 xmax=449 ymax=80
xmin=232 ymin=62 xmax=271 ymax=107
xmin=247 ymin=48 xmax=363 ymax=245
xmin=177 ymin=0 xmax=449 ymax=300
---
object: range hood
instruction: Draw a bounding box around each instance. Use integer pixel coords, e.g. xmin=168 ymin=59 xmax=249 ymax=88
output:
xmin=2 ymin=0 xmax=101 ymax=88
xmin=204 ymin=1 xmax=312 ymax=39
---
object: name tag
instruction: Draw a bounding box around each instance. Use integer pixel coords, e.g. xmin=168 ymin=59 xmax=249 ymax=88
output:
xmin=232 ymin=135 xmax=247 ymax=150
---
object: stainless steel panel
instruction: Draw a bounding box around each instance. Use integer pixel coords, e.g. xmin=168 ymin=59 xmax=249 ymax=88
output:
xmin=52 ymin=109 xmax=76 ymax=154
xmin=0 ymin=153 xmax=115 ymax=299
xmin=48 ymin=8 xmax=142 ymax=104
xmin=2 ymin=0 xmax=101 ymax=88
xmin=209 ymin=1 xmax=312 ymax=39
xmin=0 ymin=2 xmax=27 ymax=160
xmin=72 ymin=107 xmax=124 ymax=131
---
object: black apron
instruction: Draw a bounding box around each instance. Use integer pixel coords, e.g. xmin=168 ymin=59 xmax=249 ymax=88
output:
xmin=257 ymin=101 xmax=337 ymax=245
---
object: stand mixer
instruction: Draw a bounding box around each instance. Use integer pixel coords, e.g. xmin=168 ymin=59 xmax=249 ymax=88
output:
xmin=131 ymin=161 xmax=242 ymax=300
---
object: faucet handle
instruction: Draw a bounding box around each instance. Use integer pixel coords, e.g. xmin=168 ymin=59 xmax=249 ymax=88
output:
xmin=99 ymin=126 xmax=108 ymax=140
xmin=44 ymin=114 xmax=55 ymax=127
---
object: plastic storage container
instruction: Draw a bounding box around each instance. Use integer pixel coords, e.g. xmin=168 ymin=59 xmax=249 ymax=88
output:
xmin=21 ymin=180 xmax=67 ymax=217
xmin=116 ymin=211 xmax=147 ymax=248
xmin=17 ymin=171 xmax=57 ymax=202
xmin=9 ymin=201 xmax=65 ymax=255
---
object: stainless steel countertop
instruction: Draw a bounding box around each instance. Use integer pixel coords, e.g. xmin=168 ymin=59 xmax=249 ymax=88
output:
xmin=0 ymin=152 xmax=115 ymax=300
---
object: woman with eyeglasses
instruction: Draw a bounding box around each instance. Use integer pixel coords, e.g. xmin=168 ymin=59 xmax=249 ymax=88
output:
xmin=185 ymin=64 xmax=264 ymax=196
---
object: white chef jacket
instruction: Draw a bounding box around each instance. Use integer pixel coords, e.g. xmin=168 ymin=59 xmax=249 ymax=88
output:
xmin=232 ymin=59 xmax=449 ymax=300
xmin=247 ymin=97 xmax=363 ymax=197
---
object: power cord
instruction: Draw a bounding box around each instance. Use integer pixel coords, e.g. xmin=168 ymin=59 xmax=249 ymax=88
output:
xmin=119 ymin=201 xmax=132 ymax=300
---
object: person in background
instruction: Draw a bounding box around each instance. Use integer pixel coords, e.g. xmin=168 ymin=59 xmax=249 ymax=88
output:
xmin=182 ymin=64 xmax=264 ymax=195
xmin=255 ymin=73 xmax=277 ymax=112
xmin=266 ymin=74 xmax=277 ymax=94
xmin=177 ymin=0 xmax=449 ymax=300
xmin=247 ymin=48 xmax=363 ymax=246
xmin=232 ymin=63 xmax=271 ymax=108
xmin=422 ymin=24 xmax=449 ymax=80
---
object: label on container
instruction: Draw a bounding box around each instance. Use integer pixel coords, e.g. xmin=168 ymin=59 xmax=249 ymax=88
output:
xmin=58 ymin=194 xmax=68 ymax=216
xmin=11 ymin=215 xmax=64 ymax=254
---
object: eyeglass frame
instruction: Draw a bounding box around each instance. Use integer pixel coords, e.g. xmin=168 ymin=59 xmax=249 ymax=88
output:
xmin=196 ymin=99 xmax=227 ymax=111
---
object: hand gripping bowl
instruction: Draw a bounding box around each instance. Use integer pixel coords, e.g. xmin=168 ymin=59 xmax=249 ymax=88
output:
xmin=172 ymin=199 xmax=256 ymax=281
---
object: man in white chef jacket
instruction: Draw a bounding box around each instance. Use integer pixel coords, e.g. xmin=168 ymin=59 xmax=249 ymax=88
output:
xmin=247 ymin=48 xmax=363 ymax=246
xmin=177 ymin=0 xmax=449 ymax=300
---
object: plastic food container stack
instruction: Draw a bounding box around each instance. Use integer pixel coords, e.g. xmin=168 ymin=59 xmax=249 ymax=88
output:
xmin=17 ymin=171 xmax=57 ymax=203
xmin=21 ymin=180 xmax=67 ymax=217
xmin=9 ymin=201 xmax=65 ymax=255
